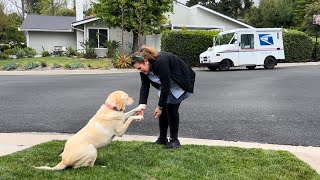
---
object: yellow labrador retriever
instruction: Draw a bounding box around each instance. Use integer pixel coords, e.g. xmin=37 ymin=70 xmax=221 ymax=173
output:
xmin=34 ymin=91 xmax=146 ymax=170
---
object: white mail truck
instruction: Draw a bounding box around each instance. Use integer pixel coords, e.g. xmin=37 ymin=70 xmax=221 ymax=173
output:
xmin=199 ymin=28 xmax=285 ymax=71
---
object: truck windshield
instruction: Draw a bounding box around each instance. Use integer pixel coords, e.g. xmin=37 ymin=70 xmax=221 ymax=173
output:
xmin=215 ymin=33 xmax=235 ymax=46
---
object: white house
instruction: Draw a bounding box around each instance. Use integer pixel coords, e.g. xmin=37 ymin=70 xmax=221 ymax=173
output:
xmin=19 ymin=2 xmax=254 ymax=56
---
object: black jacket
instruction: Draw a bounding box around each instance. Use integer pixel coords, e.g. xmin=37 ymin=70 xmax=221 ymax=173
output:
xmin=139 ymin=52 xmax=196 ymax=107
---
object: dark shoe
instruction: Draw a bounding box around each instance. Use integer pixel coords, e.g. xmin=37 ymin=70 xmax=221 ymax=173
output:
xmin=166 ymin=139 xmax=181 ymax=149
xmin=154 ymin=138 xmax=168 ymax=145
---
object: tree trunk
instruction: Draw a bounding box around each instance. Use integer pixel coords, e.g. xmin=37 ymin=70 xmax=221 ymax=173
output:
xmin=132 ymin=31 xmax=139 ymax=54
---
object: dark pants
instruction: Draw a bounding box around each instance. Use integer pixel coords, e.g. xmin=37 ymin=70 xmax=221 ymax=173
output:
xmin=158 ymin=103 xmax=181 ymax=140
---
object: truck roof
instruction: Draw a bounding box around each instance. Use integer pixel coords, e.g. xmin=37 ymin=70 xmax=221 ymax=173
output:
xmin=220 ymin=28 xmax=282 ymax=35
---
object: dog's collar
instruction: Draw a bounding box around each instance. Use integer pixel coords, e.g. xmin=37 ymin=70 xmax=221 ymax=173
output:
xmin=104 ymin=102 xmax=122 ymax=111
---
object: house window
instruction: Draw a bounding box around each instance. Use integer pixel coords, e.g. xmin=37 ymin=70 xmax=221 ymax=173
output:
xmin=241 ymin=34 xmax=254 ymax=49
xmin=88 ymin=28 xmax=109 ymax=48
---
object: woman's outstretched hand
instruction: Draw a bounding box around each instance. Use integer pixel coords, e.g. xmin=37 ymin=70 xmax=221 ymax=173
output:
xmin=153 ymin=107 xmax=162 ymax=119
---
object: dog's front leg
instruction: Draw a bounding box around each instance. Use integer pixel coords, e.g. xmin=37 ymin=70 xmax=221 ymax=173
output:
xmin=114 ymin=116 xmax=143 ymax=137
xmin=124 ymin=104 xmax=146 ymax=120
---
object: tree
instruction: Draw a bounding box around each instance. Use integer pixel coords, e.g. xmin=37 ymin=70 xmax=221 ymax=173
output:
xmin=293 ymin=0 xmax=316 ymax=27
xmin=0 ymin=0 xmax=9 ymax=32
xmin=186 ymin=0 xmax=216 ymax=9
xmin=39 ymin=0 xmax=67 ymax=16
xmin=215 ymin=0 xmax=243 ymax=19
xmin=56 ymin=8 xmax=76 ymax=16
xmin=243 ymin=0 xmax=295 ymax=28
xmin=94 ymin=0 xmax=175 ymax=53
xmin=301 ymin=1 xmax=320 ymax=34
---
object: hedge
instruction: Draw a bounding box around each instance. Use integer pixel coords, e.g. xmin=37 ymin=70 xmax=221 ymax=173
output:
xmin=312 ymin=38 xmax=320 ymax=61
xmin=283 ymin=29 xmax=313 ymax=62
xmin=162 ymin=29 xmax=316 ymax=66
xmin=161 ymin=30 xmax=219 ymax=67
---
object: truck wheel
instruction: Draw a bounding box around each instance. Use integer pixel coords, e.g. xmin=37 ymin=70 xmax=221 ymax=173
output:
xmin=218 ymin=60 xmax=231 ymax=71
xmin=208 ymin=66 xmax=218 ymax=71
xmin=246 ymin=66 xmax=256 ymax=70
xmin=264 ymin=57 xmax=276 ymax=69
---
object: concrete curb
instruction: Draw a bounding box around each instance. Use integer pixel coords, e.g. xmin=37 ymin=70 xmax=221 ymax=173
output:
xmin=0 ymin=62 xmax=319 ymax=76
xmin=0 ymin=132 xmax=319 ymax=174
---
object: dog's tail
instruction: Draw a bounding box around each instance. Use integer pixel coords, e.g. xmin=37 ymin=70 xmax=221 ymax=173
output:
xmin=33 ymin=161 xmax=67 ymax=171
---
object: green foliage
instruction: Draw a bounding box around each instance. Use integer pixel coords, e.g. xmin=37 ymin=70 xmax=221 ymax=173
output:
xmin=93 ymin=0 xmax=175 ymax=52
xmin=24 ymin=47 xmax=37 ymax=58
xmin=3 ymin=49 xmax=13 ymax=55
xmin=243 ymin=0 xmax=295 ymax=28
xmin=161 ymin=30 xmax=220 ymax=67
xmin=0 ymin=140 xmax=319 ymax=179
xmin=0 ymin=44 xmax=10 ymax=51
xmin=56 ymin=8 xmax=76 ymax=16
xmin=24 ymin=62 xmax=38 ymax=70
xmin=41 ymin=50 xmax=50 ymax=57
xmin=3 ymin=62 xmax=17 ymax=70
xmin=312 ymin=38 xmax=320 ymax=61
xmin=0 ymin=52 xmax=9 ymax=60
xmin=112 ymin=51 xmax=131 ymax=69
xmin=39 ymin=61 xmax=47 ymax=68
xmin=52 ymin=63 xmax=61 ymax=69
xmin=300 ymin=1 xmax=320 ymax=34
xmin=104 ymin=40 xmax=121 ymax=58
xmin=12 ymin=47 xmax=25 ymax=59
xmin=80 ymin=41 xmax=97 ymax=59
xmin=70 ymin=62 xmax=84 ymax=69
xmin=283 ymin=29 xmax=313 ymax=62
xmin=39 ymin=0 xmax=67 ymax=16
xmin=64 ymin=63 xmax=70 ymax=69
xmin=66 ymin=46 xmax=77 ymax=57
xmin=1 ymin=25 xmax=25 ymax=45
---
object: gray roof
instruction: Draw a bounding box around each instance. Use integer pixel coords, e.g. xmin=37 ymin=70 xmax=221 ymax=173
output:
xmin=20 ymin=14 xmax=76 ymax=32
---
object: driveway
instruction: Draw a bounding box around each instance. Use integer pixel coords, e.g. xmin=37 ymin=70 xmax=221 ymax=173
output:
xmin=1 ymin=65 xmax=320 ymax=146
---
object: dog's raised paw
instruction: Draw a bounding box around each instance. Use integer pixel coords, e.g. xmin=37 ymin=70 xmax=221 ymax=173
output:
xmin=138 ymin=104 xmax=146 ymax=110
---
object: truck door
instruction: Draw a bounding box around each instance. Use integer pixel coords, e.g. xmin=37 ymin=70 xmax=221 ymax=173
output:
xmin=239 ymin=34 xmax=256 ymax=65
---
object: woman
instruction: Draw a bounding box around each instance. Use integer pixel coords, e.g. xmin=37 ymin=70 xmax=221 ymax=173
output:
xmin=131 ymin=46 xmax=195 ymax=149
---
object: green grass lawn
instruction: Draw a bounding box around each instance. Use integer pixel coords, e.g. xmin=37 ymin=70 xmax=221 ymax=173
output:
xmin=0 ymin=57 xmax=112 ymax=69
xmin=0 ymin=141 xmax=319 ymax=180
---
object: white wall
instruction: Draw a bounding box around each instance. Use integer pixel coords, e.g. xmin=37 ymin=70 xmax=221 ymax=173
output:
xmin=28 ymin=31 xmax=77 ymax=54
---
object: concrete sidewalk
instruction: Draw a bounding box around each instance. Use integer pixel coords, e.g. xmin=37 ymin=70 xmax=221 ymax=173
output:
xmin=0 ymin=133 xmax=319 ymax=174
xmin=0 ymin=62 xmax=319 ymax=75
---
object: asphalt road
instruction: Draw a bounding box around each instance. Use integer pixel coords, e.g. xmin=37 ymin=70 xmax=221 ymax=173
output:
xmin=1 ymin=65 xmax=320 ymax=146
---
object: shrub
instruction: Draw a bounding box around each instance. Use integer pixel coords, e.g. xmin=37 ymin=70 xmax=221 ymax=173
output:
xmin=0 ymin=44 xmax=10 ymax=52
xmin=12 ymin=47 xmax=25 ymax=58
xmin=0 ymin=52 xmax=9 ymax=60
xmin=70 ymin=62 xmax=84 ymax=69
xmin=80 ymin=40 xmax=97 ymax=59
xmin=64 ymin=63 xmax=70 ymax=69
xmin=104 ymin=40 xmax=121 ymax=58
xmin=24 ymin=62 xmax=38 ymax=70
xmin=41 ymin=50 xmax=50 ymax=57
xmin=52 ymin=63 xmax=61 ymax=69
xmin=3 ymin=62 xmax=17 ymax=71
xmin=161 ymin=30 xmax=220 ymax=67
xmin=112 ymin=51 xmax=131 ymax=69
xmin=24 ymin=47 xmax=36 ymax=58
xmin=3 ymin=49 xmax=13 ymax=55
xmin=39 ymin=61 xmax=47 ymax=67
xmin=312 ymin=38 xmax=320 ymax=61
xmin=66 ymin=46 xmax=77 ymax=56
xmin=283 ymin=29 xmax=313 ymax=62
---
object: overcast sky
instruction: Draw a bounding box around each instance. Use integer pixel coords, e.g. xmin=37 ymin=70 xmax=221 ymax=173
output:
xmin=178 ymin=0 xmax=261 ymax=5
xmin=5 ymin=0 xmax=260 ymax=14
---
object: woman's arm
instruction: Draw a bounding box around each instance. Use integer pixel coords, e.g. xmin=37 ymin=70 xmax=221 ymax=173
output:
xmin=155 ymin=60 xmax=171 ymax=108
xmin=139 ymin=72 xmax=150 ymax=105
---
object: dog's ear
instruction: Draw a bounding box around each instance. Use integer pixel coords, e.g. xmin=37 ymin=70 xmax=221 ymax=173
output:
xmin=115 ymin=93 xmax=127 ymax=111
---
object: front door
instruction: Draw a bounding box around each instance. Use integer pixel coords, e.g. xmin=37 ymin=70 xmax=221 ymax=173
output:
xmin=239 ymin=34 xmax=256 ymax=65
